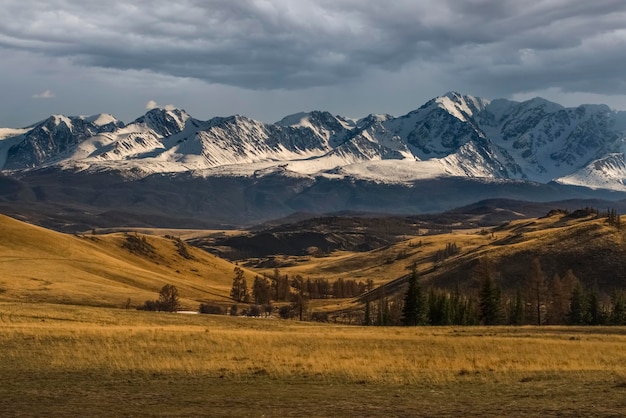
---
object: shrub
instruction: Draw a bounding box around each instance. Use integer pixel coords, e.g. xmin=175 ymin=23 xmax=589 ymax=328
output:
xmin=137 ymin=300 xmax=160 ymax=311
xmin=199 ymin=303 xmax=223 ymax=315
xmin=311 ymin=312 xmax=329 ymax=322
xmin=136 ymin=284 xmax=181 ymax=312
xmin=278 ymin=305 xmax=295 ymax=319
xmin=247 ymin=305 xmax=262 ymax=317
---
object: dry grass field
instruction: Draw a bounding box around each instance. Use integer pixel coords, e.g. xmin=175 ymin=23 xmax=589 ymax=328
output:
xmin=261 ymin=213 xmax=626 ymax=296
xmin=1 ymin=302 xmax=626 ymax=416
xmin=0 ymin=214 xmax=250 ymax=309
xmin=4 ymin=211 xmax=624 ymax=311
xmin=3 ymin=212 xmax=626 ymax=415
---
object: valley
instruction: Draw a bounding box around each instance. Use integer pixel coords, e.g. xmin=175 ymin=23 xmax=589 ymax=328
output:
xmin=3 ymin=92 xmax=626 ymax=415
xmin=3 ymin=202 xmax=626 ymax=416
xmin=2 ymin=203 xmax=626 ymax=321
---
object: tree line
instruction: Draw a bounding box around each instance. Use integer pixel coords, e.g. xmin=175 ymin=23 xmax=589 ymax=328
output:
xmin=136 ymin=245 xmax=626 ymax=327
xmin=223 ymin=267 xmax=373 ymax=321
xmin=230 ymin=267 xmax=370 ymax=305
xmin=390 ymin=257 xmax=626 ymax=327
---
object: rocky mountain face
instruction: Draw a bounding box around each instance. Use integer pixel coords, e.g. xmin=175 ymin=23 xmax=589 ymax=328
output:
xmin=1 ymin=93 xmax=626 ymax=229
xmin=2 ymin=114 xmax=124 ymax=169
xmin=3 ymin=92 xmax=626 ymax=189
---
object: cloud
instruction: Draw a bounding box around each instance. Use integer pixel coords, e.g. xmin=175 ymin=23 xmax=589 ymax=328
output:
xmin=146 ymin=99 xmax=176 ymax=111
xmin=2 ymin=0 xmax=626 ymax=112
xmin=32 ymin=89 xmax=55 ymax=99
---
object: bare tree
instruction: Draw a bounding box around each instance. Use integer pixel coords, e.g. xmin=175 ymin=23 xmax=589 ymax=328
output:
xmin=158 ymin=284 xmax=181 ymax=312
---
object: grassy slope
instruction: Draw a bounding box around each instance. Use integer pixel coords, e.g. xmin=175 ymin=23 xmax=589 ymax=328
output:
xmin=271 ymin=214 xmax=626 ymax=297
xmin=1 ymin=302 xmax=626 ymax=416
xmin=3 ymin=214 xmax=626 ymax=415
xmin=0 ymin=214 xmax=252 ymax=308
xmin=422 ymin=214 xmax=626 ymax=291
xmin=3 ymin=212 xmax=626 ymax=309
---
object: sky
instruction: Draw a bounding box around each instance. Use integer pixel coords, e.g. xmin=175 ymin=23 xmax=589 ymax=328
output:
xmin=1 ymin=0 xmax=626 ymax=127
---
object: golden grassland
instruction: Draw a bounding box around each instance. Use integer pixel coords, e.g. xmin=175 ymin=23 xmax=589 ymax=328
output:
xmin=4 ymin=302 xmax=626 ymax=383
xmin=3 ymin=212 xmax=625 ymax=317
xmin=4 ymin=213 xmax=626 ymax=414
xmin=0 ymin=214 xmax=253 ymax=308
xmin=266 ymin=213 xmax=626 ymax=292
xmin=254 ymin=228 xmax=497 ymax=285
xmin=2 ymin=302 xmax=626 ymax=416
xmin=91 ymin=226 xmax=246 ymax=240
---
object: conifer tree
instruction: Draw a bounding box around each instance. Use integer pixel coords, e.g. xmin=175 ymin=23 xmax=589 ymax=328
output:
xmin=377 ymin=286 xmax=390 ymax=326
xmin=401 ymin=265 xmax=426 ymax=326
xmin=478 ymin=273 xmax=503 ymax=325
xmin=428 ymin=289 xmax=453 ymax=325
xmin=547 ymin=273 xmax=567 ymax=324
xmin=610 ymin=290 xmax=626 ymax=325
xmin=252 ymin=275 xmax=271 ymax=305
xmin=567 ymin=282 xmax=587 ymax=325
xmin=230 ymin=267 xmax=250 ymax=303
xmin=586 ymin=286 xmax=605 ymax=325
xmin=473 ymin=257 xmax=503 ymax=325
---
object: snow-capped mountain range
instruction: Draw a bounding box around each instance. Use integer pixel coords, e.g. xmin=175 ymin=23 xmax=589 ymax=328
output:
xmin=2 ymin=92 xmax=626 ymax=191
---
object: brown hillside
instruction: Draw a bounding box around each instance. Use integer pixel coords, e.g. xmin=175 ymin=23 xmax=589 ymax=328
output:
xmin=252 ymin=213 xmax=626 ymax=303
xmin=0 ymin=214 xmax=253 ymax=308
xmin=422 ymin=213 xmax=626 ymax=294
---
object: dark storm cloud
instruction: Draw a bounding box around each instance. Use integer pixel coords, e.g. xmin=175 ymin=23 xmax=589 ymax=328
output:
xmin=1 ymin=0 xmax=626 ymax=99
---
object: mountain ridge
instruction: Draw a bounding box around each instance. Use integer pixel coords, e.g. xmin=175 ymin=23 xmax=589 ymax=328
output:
xmin=2 ymin=92 xmax=626 ymax=191
xmin=3 ymin=92 xmax=626 ymax=229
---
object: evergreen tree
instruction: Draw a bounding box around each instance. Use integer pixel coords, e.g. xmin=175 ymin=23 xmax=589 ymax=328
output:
xmin=586 ymin=286 xmax=605 ymax=325
xmin=450 ymin=283 xmax=463 ymax=325
xmin=230 ymin=267 xmax=250 ymax=303
xmin=462 ymin=297 xmax=479 ymax=326
xmin=401 ymin=265 xmax=426 ymax=326
xmin=610 ymin=290 xmax=626 ymax=325
xmin=252 ymin=275 xmax=271 ymax=305
xmin=478 ymin=273 xmax=503 ymax=325
xmin=363 ymin=279 xmax=374 ymax=326
xmin=428 ymin=289 xmax=453 ymax=325
xmin=567 ymin=282 xmax=587 ymax=325
xmin=547 ymin=273 xmax=567 ymax=325
xmin=377 ymin=286 xmax=390 ymax=326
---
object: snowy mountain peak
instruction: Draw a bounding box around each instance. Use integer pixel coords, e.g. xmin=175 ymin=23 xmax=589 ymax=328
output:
xmin=276 ymin=112 xmax=315 ymax=127
xmin=434 ymin=92 xmax=489 ymax=122
xmin=83 ymin=113 xmax=121 ymax=127
xmin=132 ymin=108 xmax=190 ymax=137
xmin=356 ymin=114 xmax=394 ymax=127
xmin=276 ymin=110 xmax=351 ymax=131
xmin=521 ymin=96 xmax=563 ymax=111
xmin=3 ymin=93 xmax=626 ymax=192
xmin=50 ymin=115 xmax=74 ymax=131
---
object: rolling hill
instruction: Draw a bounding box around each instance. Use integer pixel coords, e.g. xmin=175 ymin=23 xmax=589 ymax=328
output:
xmin=0 ymin=214 xmax=250 ymax=308
xmin=3 ymin=208 xmax=626 ymax=311
xmin=216 ymin=210 xmax=626 ymax=301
